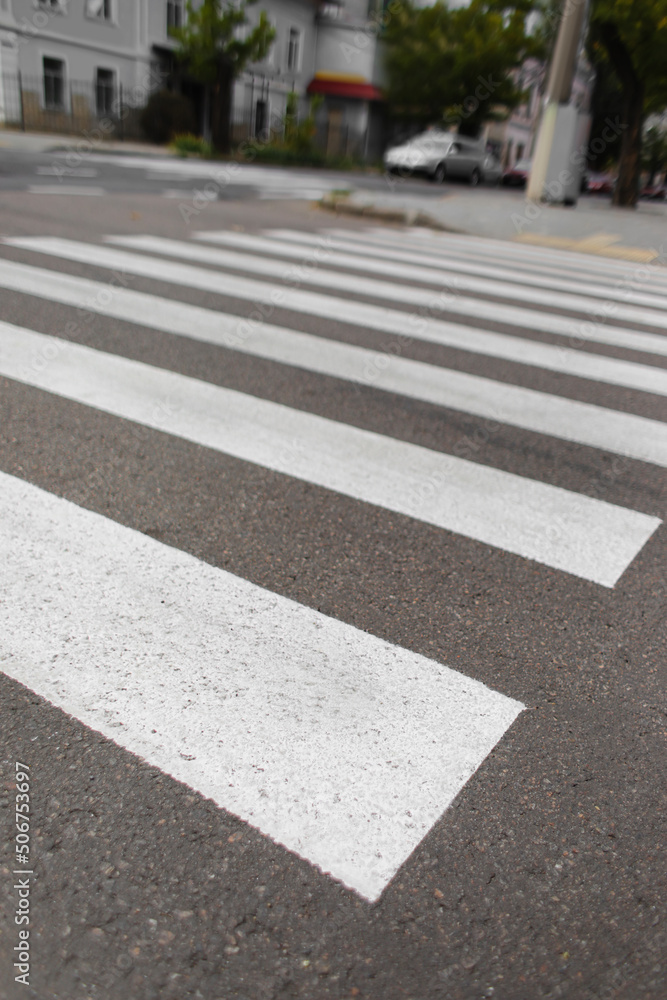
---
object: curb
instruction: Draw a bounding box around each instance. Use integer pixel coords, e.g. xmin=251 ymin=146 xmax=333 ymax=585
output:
xmin=318 ymin=193 xmax=458 ymax=231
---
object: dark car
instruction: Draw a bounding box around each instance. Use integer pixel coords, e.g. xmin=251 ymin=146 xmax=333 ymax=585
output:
xmin=501 ymin=158 xmax=531 ymax=187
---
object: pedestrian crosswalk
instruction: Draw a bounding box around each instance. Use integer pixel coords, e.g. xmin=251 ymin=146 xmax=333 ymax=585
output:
xmin=0 ymin=223 xmax=664 ymax=901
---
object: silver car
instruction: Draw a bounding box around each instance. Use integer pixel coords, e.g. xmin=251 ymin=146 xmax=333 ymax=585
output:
xmin=384 ymin=130 xmax=501 ymax=185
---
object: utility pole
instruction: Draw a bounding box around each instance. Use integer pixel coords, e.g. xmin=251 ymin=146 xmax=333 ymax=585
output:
xmin=527 ymin=0 xmax=590 ymax=204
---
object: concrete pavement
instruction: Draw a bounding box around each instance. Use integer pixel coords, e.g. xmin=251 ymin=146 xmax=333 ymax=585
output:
xmin=0 ymin=126 xmax=171 ymax=157
xmin=320 ymin=186 xmax=667 ymax=263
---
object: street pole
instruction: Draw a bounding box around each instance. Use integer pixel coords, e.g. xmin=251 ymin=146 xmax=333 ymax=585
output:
xmin=527 ymin=0 xmax=588 ymax=203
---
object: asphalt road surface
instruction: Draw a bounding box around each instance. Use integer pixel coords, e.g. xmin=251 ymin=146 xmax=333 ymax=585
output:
xmin=0 ymin=190 xmax=665 ymax=1000
xmin=0 ymin=146 xmax=525 ymax=202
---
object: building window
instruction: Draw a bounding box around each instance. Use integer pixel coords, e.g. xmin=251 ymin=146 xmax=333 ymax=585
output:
xmin=167 ymin=0 xmax=183 ymax=32
xmin=43 ymin=57 xmax=65 ymax=110
xmin=86 ymin=0 xmax=113 ymax=20
xmin=96 ymin=68 xmax=115 ymax=115
xmin=287 ymin=27 xmax=301 ymax=72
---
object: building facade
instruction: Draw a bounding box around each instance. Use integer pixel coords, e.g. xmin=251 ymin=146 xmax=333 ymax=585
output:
xmin=0 ymin=0 xmax=385 ymax=155
xmin=0 ymin=1 xmax=592 ymax=167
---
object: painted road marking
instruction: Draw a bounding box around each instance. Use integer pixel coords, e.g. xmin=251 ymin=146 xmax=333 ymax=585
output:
xmin=515 ymin=232 xmax=660 ymax=263
xmin=6 ymin=237 xmax=667 ymax=396
xmin=197 ymin=230 xmax=667 ymax=314
xmin=162 ymin=188 xmax=218 ymax=200
xmin=108 ymin=234 xmax=667 ymax=334
xmin=0 ymin=257 xmax=665 ymax=467
xmin=367 ymin=228 xmax=667 ymax=280
xmin=27 ymin=185 xmax=107 ymax=196
xmin=0 ymin=470 xmax=524 ymax=901
xmin=267 ymin=228 xmax=667 ymax=296
xmin=35 ymin=167 xmax=99 ymax=178
xmin=0 ymin=321 xmax=660 ymax=586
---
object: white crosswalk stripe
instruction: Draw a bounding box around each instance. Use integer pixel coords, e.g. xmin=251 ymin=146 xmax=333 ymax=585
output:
xmin=362 ymin=227 xmax=667 ymax=280
xmin=271 ymin=227 xmax=667 ymax=294
xmin=109 ymin=233 xmax=667 ymax=334
xmin=0 ymin=257 xmax=664 ymax=466
xmin=6 ymin=236 xmax=667 ymax=394
xmin=0 ymin=320 xmax=658 ymax=586
xmin=198 ymin=229 xmax=667 ymax=312
xmin=1 ymin=470 xmax=523 ymax=903
xmin=0 ymin=224 xmax=664 ymax=901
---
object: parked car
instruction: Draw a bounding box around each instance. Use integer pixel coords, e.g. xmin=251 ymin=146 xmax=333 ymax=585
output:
xmin=384 ymin=131 xmax=499 ymax=185
xmin=583 ymin=172 xmax=616 ymax=195
xmin=501 ymin=158 xmax=531 ymax=187
xmin=639 ymin=182 xmax=667 ymax=200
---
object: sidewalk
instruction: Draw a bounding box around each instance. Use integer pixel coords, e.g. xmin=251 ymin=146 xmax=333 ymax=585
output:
xmin=322 ymin=186 xmax=667 ymax=264
xmin=0 ymin=126 xmax=171 ymax=157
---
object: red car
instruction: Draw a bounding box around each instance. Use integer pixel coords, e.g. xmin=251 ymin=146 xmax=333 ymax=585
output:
xmin=501 ymin=158 xmax=531 ymax=187
xmin=584 ymin=172 xmax=616 ymax=195
xmin=640 ymin=183 xmax=667 ymax=200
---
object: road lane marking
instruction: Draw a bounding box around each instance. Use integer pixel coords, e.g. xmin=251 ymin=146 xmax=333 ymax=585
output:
xmin=27 ymin=185 xmax=106 ymax=196
xmin=5 ymin=237 xmax=667 ymax=397
xmin=0 ymin=257 xmax=665 ymax=467
xmin=197 ymin=230 xmax=667 ymax=315
xmin=35 ymin=167 xmax=99 ymax=178
xmin=0 ymin=469 xmax=524 ymax=901
xmin=0 ymin=321 xmax=660 ymax=586
xmin=162 ymin=188 xmax=218 ymax=200
xmin=515 ymin=232 xmax=660 ymax=263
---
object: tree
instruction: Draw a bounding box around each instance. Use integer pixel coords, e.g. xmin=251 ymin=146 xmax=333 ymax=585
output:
xmin=589 ymin=0 xmax=667 ymax=206
xmin=382 ymin=0 xmax=545 ymax=137
xmin=173 ymin=0 xmax=275 ymax=153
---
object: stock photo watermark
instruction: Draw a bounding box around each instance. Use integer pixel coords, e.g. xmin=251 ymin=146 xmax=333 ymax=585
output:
xmin=11 ymin=760 xmax=33 ymax=987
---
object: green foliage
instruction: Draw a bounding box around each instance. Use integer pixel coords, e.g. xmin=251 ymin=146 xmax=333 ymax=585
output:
xmin=588 ymin=0 xmax=667 ymax=202
xmin=589 ymin=0 xmax=667 ymax=116
xmin=140 ymin=90 xmax=196 ymax=144
xmin=171 ymin=133 xmax=214 ymax=157
xmin=172 ymin=0 xmax=276 ymax=85
xmin=238 ymin=95 xmax=360 ymax=169
xmin=382 ymin=0 xmax=545 ymax=133
xmin=240 ymin=143 xmax=361 ymax=170
xmin=283 ymin=92 xmax=323 ymax=155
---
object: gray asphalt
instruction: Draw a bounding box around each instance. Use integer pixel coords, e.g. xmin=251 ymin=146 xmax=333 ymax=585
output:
xmin=0 ymin=188 xmax=665 ymax=1000
xmin=0 ymin=146 xmax=515 ymax=200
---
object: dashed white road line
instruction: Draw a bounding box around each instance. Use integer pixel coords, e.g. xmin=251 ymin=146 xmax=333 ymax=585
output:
xmin=162 ymin=188 xmax=218 ymax=200
xmin=27 ymin=185 xmax=106 ymax=196
xmin=35 ymin=167 xmax=99 ymax=178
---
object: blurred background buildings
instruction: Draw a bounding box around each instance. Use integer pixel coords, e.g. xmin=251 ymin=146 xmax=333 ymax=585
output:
xmin=0 ymin=0 xmax=593 ymax=165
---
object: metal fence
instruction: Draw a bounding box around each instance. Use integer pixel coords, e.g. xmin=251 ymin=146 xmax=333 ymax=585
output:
xmin=0 ymin=73 xmax=145 ymax=141
xmin=0 ymin=70 xmax=372 ymax=159
xmin=230 ymin=94 xmax=367 ymax=161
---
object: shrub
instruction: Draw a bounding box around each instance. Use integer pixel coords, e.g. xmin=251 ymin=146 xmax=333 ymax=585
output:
xmin=171 ymin=133 xmax=213 ymax=158
xmin=141 ymin=90 xmax=196 ymax=145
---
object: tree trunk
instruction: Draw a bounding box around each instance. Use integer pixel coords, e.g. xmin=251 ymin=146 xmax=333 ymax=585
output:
xmin=210 ymin=58 xmax=234 ymax=153
xmin=613 ymin=82 xmax=643 ymax=207
xmin=597 ymin=22 xmax=643 ymax=208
